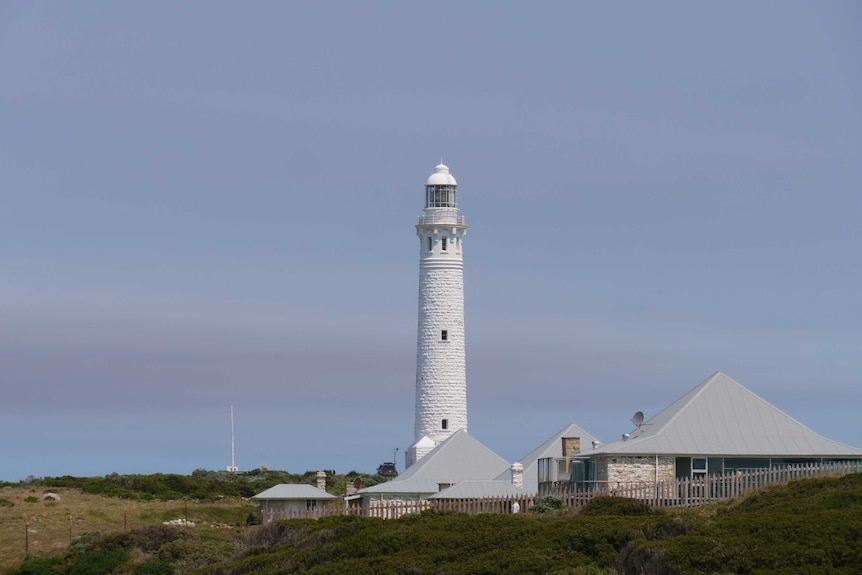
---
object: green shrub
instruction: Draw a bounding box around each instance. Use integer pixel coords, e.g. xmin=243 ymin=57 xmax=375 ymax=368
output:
xmin=614 ymin=541 xmax=675 ymax=575
xmin=70 ymin=532 xmax=101 ymax=552
xmin=531 ymin=495 xmax=564 ymax=513
xmin=24 ymin=496 xmax=38 ymax=503
xmin=0 ymin=497 xmax=13 ymax=507
xmin=129 ymin=526 xmax=184 ymax=552
xmin=579 ymin=496 xmax=653 ymax=516
xmin=7 ymin=556 xmax=61 ymax=575
xmin=68 ymin=546 xmax=130 ymax=575
xmin=547 ymin=567 xmax=617 ymax=575
xmin=134 ymin=560 xmax=173 ymax=575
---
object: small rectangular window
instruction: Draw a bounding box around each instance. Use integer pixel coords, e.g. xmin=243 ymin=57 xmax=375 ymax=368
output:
xmin=442 ymin=237 xmax=447 ymax=251
xmin=442 ymin=419 xmax=448 ymax=430
xmin=427 ymin=237 xmax=433 ymax=251
xmin=441 ymin=330 xmax=448 ymax=341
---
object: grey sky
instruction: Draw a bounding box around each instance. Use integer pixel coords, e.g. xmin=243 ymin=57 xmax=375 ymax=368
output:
xmin=1 ymin=1 xmax=860 ymax=480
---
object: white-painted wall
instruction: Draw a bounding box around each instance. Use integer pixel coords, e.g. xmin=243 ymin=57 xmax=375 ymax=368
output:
xmin=409 ymin=165 xmax=468 ymax=466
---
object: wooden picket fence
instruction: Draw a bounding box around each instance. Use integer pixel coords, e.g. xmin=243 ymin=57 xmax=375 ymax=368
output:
xmin=551 ymin=460 xmax=862 ymax=508
xmin=261 ymin=496 xmax=533 ymax=522
xmin=260 ymin=461 xmax=862 ymax=521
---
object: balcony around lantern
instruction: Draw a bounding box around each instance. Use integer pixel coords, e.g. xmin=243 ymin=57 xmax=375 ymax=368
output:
xmin=417 ymin=213 xmax=465 ymax=226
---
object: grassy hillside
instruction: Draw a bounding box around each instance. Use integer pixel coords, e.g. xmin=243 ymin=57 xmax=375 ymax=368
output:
xmin=0 ymin=469 xmax=382 ymax=574
xmin=0 ymin=486 xmax=252 ymax=574
xmin=4 ymin=473 xmax=862 ymax=575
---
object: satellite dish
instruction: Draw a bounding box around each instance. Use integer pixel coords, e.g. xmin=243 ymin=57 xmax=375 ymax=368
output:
xmin=631 ymin=411 xmax=644 ymax=427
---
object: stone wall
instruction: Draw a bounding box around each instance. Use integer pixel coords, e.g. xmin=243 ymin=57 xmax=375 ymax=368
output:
xmin=598 ymin=456 xmax=675 ymax=485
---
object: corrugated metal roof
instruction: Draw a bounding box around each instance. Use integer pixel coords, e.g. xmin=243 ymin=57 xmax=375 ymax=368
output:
xmin=358 ymin=430 xmax=511 ymax=495
xmin=428 ymin=480 xmax=526 ymax=499
xmin=252 ymin=484 xmax=336 ymax=500
xmin=589 ymin=372 xmax=862 ymax=457
xmin=494 ymin=422 xmax=599 ymax=493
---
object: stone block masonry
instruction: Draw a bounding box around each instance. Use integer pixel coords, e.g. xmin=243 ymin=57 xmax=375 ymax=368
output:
xmin=415 ymin=267 xmax=467 ymax=444
xmin=598 ymin=456 xmax=676 ymax=485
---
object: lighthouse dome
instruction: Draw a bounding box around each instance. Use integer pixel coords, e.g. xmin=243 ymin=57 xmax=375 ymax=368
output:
xmin=426 ymin=163 xmax=457 ymax=186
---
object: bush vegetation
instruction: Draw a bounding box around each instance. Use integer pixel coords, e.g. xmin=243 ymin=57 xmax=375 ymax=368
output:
xmin=8 ymin=473 xmax=862 ymax=574
xmin=12 ymin=469 xmax=384 ymax=502
xmin=530 ymin=494 xmax=564 ymax=513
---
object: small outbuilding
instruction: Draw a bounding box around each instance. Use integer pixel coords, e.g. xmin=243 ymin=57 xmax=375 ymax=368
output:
xmin=252 ymin=484 xmax=336 ymax=522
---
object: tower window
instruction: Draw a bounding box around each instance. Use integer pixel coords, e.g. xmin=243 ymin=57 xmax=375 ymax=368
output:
xmin=441 ymin=330 xmax=448 ymax=341
xmin=441 ymin=237 xmax=447 ymax=251
xmin=442 ymin=419 xmax=448 ymax=430
xmin=427 ymin=236 xmax=433 ymax=251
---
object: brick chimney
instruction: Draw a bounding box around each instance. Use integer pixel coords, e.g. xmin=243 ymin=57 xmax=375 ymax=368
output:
xmin=316 ymin=471 xmax=326 ymax=491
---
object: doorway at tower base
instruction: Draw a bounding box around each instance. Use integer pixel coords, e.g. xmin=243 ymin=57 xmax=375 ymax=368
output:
xmin=405 ymin=436 xmax=436 ymax=469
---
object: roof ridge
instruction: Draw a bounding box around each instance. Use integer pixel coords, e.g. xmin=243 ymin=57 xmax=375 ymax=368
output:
xmin=643 ymin=371 xmax=725 ymax=437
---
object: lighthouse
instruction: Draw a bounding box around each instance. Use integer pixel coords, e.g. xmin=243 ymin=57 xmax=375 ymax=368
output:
xmin=406 ymin=163 xmax=468 ymax=467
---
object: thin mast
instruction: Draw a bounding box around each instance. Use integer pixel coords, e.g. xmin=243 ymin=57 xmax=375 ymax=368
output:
xmin=230 ymin=405 xmax=236 ymax=469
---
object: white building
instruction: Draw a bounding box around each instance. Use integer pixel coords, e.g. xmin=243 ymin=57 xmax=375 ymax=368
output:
xmin=407 ymin=163 xmax=468 ymax=467
xmin=353 ymin=424 xmax=593 ymax=507
xmin=252 ymin=483 xmax=336 ymax=522
xmin=538 ymin=372 xmax=862 ymax=493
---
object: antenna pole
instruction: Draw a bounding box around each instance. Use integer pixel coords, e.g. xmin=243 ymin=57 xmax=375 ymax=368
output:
xmin=231 ymin=405 xmax=236 ymax=469
xmin=226 ymin=405 xmax=239 ymax=473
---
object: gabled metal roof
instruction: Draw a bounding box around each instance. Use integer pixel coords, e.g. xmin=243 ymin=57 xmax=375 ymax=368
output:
xmin=588 ymin=372 xmax=862 ymax=457
xmin=252 ymin=484 xmax=336 ymax=500
xmin=428 ymin=480 xmax=526 ymax=499
xmin=358 ymin=430 xmax=511 ymax=495
xmin=495 ymin=422 xmax=599 ymax=493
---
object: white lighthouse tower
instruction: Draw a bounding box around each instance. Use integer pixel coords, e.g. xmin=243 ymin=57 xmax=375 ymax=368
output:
xmin=406 ymin=163 xmax=468 ymax=467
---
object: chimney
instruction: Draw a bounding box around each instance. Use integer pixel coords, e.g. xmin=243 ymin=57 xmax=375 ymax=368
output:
xmin=511 ymin=462 xmax=524 ymax=489
xmin=561 ymin=437 xmax=581 ymax=457
xmin=316 ymin=471 xmax=326 ymax=491
xmin=346 ymin=477 xmax=361 ymax=497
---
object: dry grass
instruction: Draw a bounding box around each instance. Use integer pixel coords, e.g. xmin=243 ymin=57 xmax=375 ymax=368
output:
xmin=0 ymin=486 xmax=254 ymax=573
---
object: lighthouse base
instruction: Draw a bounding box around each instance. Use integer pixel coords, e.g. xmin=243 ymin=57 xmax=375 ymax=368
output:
xmin=405 ymin=435 xmax=437 ymax=469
